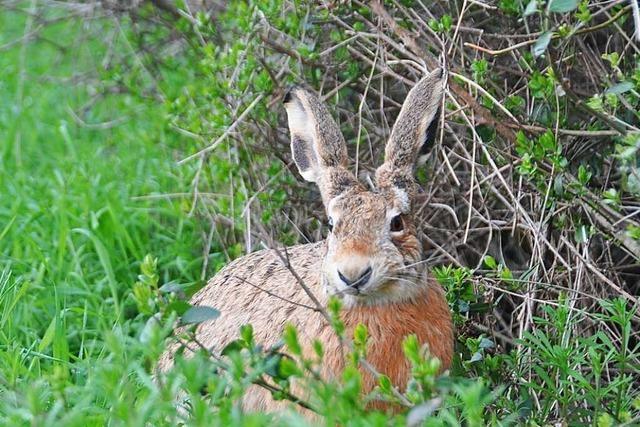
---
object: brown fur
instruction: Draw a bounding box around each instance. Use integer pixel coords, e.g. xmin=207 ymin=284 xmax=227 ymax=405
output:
xmin=158 ymin=68 xmax=453 ymax=415
xmin=158 ymin=242 xmax=453 ymax=411
xmin=316 ymin=284 xmax=453 ymax=391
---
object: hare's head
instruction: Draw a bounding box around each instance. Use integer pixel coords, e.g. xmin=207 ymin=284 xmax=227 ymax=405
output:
xmin=284 ymin=69 xmax=444 ymax=307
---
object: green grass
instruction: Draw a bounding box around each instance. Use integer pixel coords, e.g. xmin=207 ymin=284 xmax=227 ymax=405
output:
xmin=2 ymin=4 xmax=639 ymax=426
xmin=0 ymin=12 xmax=206 ymax=425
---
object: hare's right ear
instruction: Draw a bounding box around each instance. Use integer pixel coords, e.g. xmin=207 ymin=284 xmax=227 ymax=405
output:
xmin=375 ymin=69 xmax=445 ymax=209
xmin=284 ymin=87 xmax=358 ymax=203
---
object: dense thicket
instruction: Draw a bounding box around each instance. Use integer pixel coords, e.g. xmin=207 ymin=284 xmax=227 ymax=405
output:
xmin=1 ymin=1 xmax=639 ymax=425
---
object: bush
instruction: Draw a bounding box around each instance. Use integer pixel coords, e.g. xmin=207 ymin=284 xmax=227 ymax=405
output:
xmin=1 ymin=1 xmax=639 ymax=425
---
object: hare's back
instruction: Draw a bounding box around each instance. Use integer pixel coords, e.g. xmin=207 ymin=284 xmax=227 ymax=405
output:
xmin=191 ymin=241 xmax=327 ymax=353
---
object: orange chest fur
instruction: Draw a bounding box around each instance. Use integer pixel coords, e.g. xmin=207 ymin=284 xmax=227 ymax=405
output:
xmin=313 ymin=286 xmax=453 ymax=392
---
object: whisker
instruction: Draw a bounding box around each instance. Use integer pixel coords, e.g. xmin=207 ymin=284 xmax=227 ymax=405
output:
xmin=331 ymin=287 xmax=358 ymax=297
xmin=381 ymin=275 xmax=420 ymax=287
xmin=397 ymin=259 xmax=430 ymax=271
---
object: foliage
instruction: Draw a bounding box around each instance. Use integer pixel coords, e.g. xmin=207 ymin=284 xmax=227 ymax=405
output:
xmin=1 ymin=0 xmax=640 ymax=426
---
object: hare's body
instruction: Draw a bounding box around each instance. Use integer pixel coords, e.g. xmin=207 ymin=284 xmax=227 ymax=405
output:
xmin=188 ymin=243 xmax=325 ymax=358
xmin=159 ymin=242 xmax=452 ymax=411
xmin=160 ymin=68 xmax=454 ymax=413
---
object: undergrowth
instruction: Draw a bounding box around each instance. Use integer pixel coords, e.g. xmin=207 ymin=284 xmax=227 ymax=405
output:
xmin=1 ymin=1 xmax=640 ymax=426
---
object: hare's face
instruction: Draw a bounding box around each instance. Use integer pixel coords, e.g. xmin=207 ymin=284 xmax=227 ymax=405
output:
xmin=284 ymin=69 xmax=445 ymax=306
xmin=322 ymin=188 xmax=425 ymax=306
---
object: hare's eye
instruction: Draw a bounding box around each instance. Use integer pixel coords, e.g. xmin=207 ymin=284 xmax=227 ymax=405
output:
xmin=327 ymin=217 xmax=334 ymax=232
xmin=390 ymin=215 xmax=404 ymax=232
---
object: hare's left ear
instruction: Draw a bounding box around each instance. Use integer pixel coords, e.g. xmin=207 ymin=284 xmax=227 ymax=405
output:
xmin=284 ymin=86 xmax=359 ymax=205
xmin=375 ymin=69 xmax=445 ymax=204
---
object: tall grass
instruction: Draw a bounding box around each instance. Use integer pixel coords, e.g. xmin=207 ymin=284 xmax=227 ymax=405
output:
xmin=0 ymin=11 xmax=207 ymax=425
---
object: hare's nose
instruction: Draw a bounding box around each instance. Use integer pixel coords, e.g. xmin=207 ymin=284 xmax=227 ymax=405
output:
xmin=338 ymin=266 xmax=372 ymax=289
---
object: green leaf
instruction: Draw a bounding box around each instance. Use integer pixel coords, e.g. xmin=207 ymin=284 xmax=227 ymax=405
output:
xmin=278 ymin=357 xmax=301 ymax=378
xmin=548 ymin=0 xmax=578 ymax=13
xmin=605 ymin=81 xmax=634 ymax=95
xmin=221 ymin=339 xmax=245 ymax=356
xmin=500 ymin=267 xmax=513 ymax=281
xmin=140 ymin=254 xmax=157 ymax=278
xmin=39 ymin=316 xmax=57 ymax=352
xmin=402 ymin=334 xmax=421 ymax=364
xmin=554 ymin=174 xmax=565 ymax=196
xmin=159 ymin=281 xmax=186 ymax=294
xmin=483 ymin=255 xmax=497 ymax=270
xmin=240 ymin=324 xmax=254 ymax=346
xmin=479 ymin=337 xmax=495 ymax=349
xmin=312 ymin=339 xmax=324 ymax=358
xmin=578 ymin=164 xmax=592 ymax=184
xmin=73 ymin=228 xmax=120 ymax=315
xmin=626 ymin=224 xmax=640 ymax=240
xmin=283 ymin=323 xmax=302 ymax=356
xmin=523 ymin=0 xmax=538 ymax=16
xmin=52 ymin=312 xmax=69 ymax=370
xmin=139 ymin=315 xmax=161 ymax=345
xmin=574 ymin=225 xmax=589 ymax=243
xmin=378 ymin=374 xmax=392 ymax=393
xmin=166 ymin=300 xmax=191 ymax=316
xmin=532 ymin=31 xmax=552 ymax=57
xmin=470 ymin=351 xmax=483 ymax=362
xmin=180 ymin=306 xmax=220 ymax=325
xmin=354 ymin=323 xmax=368 ymax=346
xmin=264 ymin=353 xmax=283 ymax=378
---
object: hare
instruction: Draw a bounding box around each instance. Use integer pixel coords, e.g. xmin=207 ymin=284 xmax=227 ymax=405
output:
xmin=158 ymin=68 xmax=454 ymax=412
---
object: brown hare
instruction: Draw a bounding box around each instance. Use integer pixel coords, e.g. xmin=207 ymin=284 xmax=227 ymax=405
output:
xmin=158 ymin=68 xmax=454 ymax=412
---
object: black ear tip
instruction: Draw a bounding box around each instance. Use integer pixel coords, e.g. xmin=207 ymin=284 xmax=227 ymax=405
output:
xmin=435 ymin=67 xmax=444 ymax=79
xmin=283 ymin=88 xmax=293 ymax=104
xmin=283 ymin=86 xmax=300 ymax=104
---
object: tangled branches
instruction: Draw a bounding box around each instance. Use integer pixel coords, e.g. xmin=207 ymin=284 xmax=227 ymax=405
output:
xmin=5 ymin=0 xmax=639 ymax=423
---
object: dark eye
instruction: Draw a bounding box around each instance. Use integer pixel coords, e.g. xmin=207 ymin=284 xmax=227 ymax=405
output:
xmin=390 ymin=215 xmax=404 ymax=232
xmin=327 ymin=216 xmax=334 ymax=232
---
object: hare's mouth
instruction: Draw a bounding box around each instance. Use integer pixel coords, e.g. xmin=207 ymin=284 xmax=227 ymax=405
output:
xmin=326 ymin=265 xmax=423 ymax=302
xmin=339 ymin=287 xmax=361 ymax=296
xmin=335 ymin=280 xmax=376 ymax=297
xmin=336 ymin=277 xmax=396 ymax=298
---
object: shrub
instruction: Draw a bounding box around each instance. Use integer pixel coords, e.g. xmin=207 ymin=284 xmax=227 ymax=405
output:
xmin=1 ymin=1 xmax=639 ymax=425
